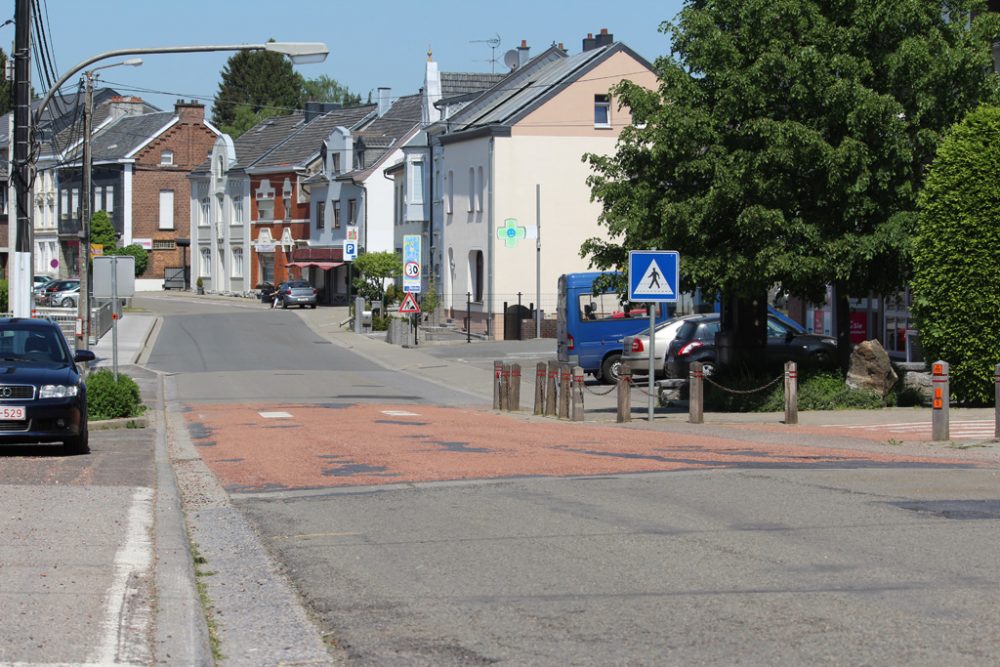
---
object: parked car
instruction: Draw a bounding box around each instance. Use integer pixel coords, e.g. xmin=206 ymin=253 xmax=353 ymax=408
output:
xmin=33 ymin=276 xmax=55 ymax=301
xmin=38 ymin=279 xmax=80 ymax=307
xmin=622 ymin=314 xmax=705 ymax=378
xmin=276 ymin=280 xmax=317 ymax=309
xmin=665 ymin=313 xmax=838 ymax=378
xmin=33 ymin=275 xmax=53 ymax=290
xmin=0 ymin=317 xmax=95 ymax=454
xmin=44 ymin=280 xmax=81 ymax=308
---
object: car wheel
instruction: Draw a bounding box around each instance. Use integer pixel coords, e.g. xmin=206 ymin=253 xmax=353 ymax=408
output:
xmin=810 ymin=350 xmax=834 ymax=368
xmin=61 ymin=297 xmax=75 ymax=308
xmin=281 ymin=301 xmax=288 ymax=309
xmin=64 ymin=419 xmax=89 ymax=455
xmin=600 ymin=353 xmax=623 ymax=385
xmin=310 ymin=304 xmax=317 ymax=309
xmin=700 ymin=361 xmax=717 ymax=377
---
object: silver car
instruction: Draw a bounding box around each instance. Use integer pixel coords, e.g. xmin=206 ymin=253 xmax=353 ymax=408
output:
xmin=621 ymin=314 xmax=702 ymax=378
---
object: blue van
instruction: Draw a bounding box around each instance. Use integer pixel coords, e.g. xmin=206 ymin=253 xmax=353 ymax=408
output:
xmin=556 ymin=272 xmax=672 ymax=383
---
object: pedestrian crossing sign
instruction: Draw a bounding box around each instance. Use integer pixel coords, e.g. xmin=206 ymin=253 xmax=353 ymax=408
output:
xmin=628 ymin=250 xmax=680 ymax=302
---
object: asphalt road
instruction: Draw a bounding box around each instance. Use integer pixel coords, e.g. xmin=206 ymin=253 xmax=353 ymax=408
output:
xmin=144 ymin=294 xmax=1000 ymax=666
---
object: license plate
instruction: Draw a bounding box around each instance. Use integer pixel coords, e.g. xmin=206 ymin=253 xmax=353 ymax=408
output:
xmin=0 ymin=406 xmax=25 ymax=420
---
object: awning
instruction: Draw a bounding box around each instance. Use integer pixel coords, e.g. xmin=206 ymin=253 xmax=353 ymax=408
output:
xmin=288 ymin=261 xmax=344 ymax=270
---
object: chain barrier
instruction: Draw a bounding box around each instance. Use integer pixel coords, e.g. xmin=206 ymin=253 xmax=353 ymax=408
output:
xmin=702 ymin=373 xmax=784 ymax=395
xmin=582 ymin=382 xmax=618 ymax=396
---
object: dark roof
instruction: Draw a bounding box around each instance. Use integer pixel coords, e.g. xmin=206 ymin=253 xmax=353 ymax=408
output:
xmin=341 ymin=94 xmax=422 ymax=177
xmin=89 ymin=111 xmax=176 ymax=162
xmin=250 ymin=104 xmax=375 ymax=170
xmin=440 ymin=72 xmax=507 ymax=98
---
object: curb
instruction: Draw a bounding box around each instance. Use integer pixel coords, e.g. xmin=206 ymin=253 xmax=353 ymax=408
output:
xmin=89 ymin=415 xmax=148 ymax=431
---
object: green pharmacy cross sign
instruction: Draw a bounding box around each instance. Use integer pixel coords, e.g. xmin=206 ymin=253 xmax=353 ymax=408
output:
xmin=497 ymin=218 xmax=527 ymax=248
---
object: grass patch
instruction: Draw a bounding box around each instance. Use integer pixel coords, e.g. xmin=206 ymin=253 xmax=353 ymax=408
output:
xmin=189 ymin=541 xmax=224 ymax=662
xmin=703 ymin=365 xmax=886 ymax=412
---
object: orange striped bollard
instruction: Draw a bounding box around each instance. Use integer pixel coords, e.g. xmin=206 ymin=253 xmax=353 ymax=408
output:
xmin=510 ymin=363 xmax=521 ymax=411
xmin=995 ymin=364 xmax=1000 ymax=440
xmin=545 ymin=361 xmax=558 ymax=416
xmin=558 ymin=364 xmax=571 ymax=419
xmin=931 ymin=360 xmax=949 ymax=441
xmin=784 ymin=361 xmax=798 ymax=425
xmin=688 ymin=361 xmax=704 ymax=424
xmin=493 ymin=360 xmax=503 ymax=410
xmin=534 ymin=362 xmax=546 ymax=415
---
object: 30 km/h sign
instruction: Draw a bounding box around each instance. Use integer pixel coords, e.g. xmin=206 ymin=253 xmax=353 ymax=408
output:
xmin=403 ymin=234 xmax=421 ymax=293
xmin=628 ymin=250 xmax=680 ymax=302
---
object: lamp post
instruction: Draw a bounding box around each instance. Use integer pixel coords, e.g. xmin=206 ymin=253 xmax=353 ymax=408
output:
xmin=12 ymin=40 xmax=329 ymax=319
xmin=77 ymin=58 xmax=142 ymax=350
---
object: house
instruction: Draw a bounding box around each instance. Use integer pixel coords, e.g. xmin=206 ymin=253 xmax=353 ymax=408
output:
xmin=397 ymin=30 xmax=657 ymax=337
xmin=189 ymin=102 xmax=375 ymax=296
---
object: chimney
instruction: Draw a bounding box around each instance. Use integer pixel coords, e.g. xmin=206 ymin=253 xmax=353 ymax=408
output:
xmin=304 ymin=101 xmax=344 ymax=123
xmin=517 ymin=39 xmax=531 ymax=68
xmin=304 ymin=101 xmax=322 ymax=123
xmin=596 ymin=27 xmax=614 ymax=47
xmin=582 ymin=32 xmax=597 ymax=52
xmin=377 ymin=87 xmax=392 ymax=117
xmin=108 ymin=95 xmax=145 ymax=120
xmin=174 ymin=99 xmax=205 ymax=123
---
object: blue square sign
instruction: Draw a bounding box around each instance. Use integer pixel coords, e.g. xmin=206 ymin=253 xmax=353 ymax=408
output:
xmin=628 ymin=250 xmax=680 ymax=302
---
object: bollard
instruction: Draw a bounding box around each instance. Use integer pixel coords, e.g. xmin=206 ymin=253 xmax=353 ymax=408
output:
xmin=688 ymin=361 xmax=704 ymax=424
xmin=931 ymin=360 xmax=949 ymax=442
xmin=493 ymin=360 xmax=503 ymax=410
xmin=995 ymin=364 xmax=1000 ymax=440
xmin=617 ymin=366 xmax=631 ymax=423
xmin=571 ymin=366 xmax=585 ymax=421
xmin=500 ymin=363 xmax=510 ymax=411
xmin=511 ymin=363 xmax=522 ymax=412
xmin=534 ymin=362 xmax=546 ymax=415
xmin=545 ymin=360 xmax=558 ymax=417
xmin=558 ymin=364 xmax=571 ymax=419
xmin=784 ymin=361 xmax=798 ymax=425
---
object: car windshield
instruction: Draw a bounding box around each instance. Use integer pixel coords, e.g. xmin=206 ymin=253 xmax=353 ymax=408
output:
xmin=287 ymin=282 xmax=310 ymax=289
xmin=676 ymin=321 xmax=700 ymax=341
xmin=0 ymin=327 xmax=68 ymax=364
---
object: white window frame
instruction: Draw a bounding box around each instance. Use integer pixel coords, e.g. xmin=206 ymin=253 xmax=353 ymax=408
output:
xmin=409 ymin=159 xmax=424 ymax=205
xmin=160 ymin=150 xmax=174 ymax=165
xmin=159 ymin=190 xmax=175 ymax=230
xmin=232 ymin=247 xmax=244 ymax=278
xmin=200 ymin=197 xmax=210 ymax=227
xmin=594 ymin=94 xmax=612 ymax=128
xmin=200 ymin=248 xmax=211 ymax=277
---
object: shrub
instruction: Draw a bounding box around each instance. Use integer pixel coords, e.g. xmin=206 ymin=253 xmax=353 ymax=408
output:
xmin=912 ymin=105 xmax=1000 ymax=405
xmin=703 ymin=365 xmax=884 ymax=412
xmin=371 ymin=313 xmax=391 ymax=331
xmin=87 ymin=369 xmax=144 ymax=420
xmin=0 ymin=279 xmax=7 ymax=313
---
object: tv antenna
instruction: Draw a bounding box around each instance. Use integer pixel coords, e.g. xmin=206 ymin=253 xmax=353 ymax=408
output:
xmin=470 ymin=33 xmax=502 ymax=74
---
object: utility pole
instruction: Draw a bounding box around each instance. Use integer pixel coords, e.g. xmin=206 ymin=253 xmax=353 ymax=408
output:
xmin=12 ymin=0 xmax=31 ymax=317
xmin=77 ymin=71 xmax=93 ymax=348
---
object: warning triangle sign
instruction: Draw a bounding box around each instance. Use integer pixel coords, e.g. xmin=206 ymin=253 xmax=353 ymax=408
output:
xmin=398 ymin=292 xmax=421 ymax=313
xmin=637 ymin=259 xmax=674 ymax=296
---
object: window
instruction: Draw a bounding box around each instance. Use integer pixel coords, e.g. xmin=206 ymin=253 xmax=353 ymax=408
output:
xmin=594 ymin=94 xmax=611 ymax=127
xmin=331 ymin=153 xmax=340 ymax=173
xmin=257 ymin=198 xmax=274 ymax=221
xmin=409 ymin=160 xmax=424 ymax=205
xmin=333 ymin=200 xmax=341 ymax=229
xmin=199 ymin=197 xmax=210 ymax=227
xmin=233 ymin=197 xmax=244 ymax=224
xmin=468 ymin=168 xmax=475 ymax=212
xmin=232 ymin=247 xmax=244 ymax=278
xmin=71 ymin=188 xmax=80 ymax=220
xmin=215 ymin=155 xmax=225 ymax=178
xmin=104 ymin=185 xmax=114 ymax=214
xmin=471 ymin=250 xmax=484 ymax=302
xmin=152 ymin=239 xmax=176 ymax=250
xmin=160 ymin=150 xmax=174 ymax=165
xmin=446 ymin=170 xmax=454 ymax=215
xmin=348 ymin=199 xmax=357 ymax=224
xmin=316 ymin=201 xmax=325 ymax=230
xmin=476 ymin=167 xmax=484 ymax=212
xmin=200 ymin=248 xmax=211 ymax=277
xmin=60 ymin=189 xmax=69 ymax=220
xmin=157 ymin=190 xmax=174 ymax=230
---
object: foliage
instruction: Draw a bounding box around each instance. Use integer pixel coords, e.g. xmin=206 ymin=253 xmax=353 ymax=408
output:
xmin=584 ymin=1 xmax=1000 ymax=306
xmin=383 ymin=283 xmax=404 ymax=306
xmin=219 ymin=104 xmax=285 ymax=140
xmin=212 ymin=46 xmax=304 ymax=136
xmin=352 ymin=251 xmax=402 ymax=305
xmin=108 ymin=244 xmax=149 ymax=277
xmin=911 ymin=105 xmax=1000 ymax=405
xmin=302 ymin=75 xmax=362 ymax=106
xmin=0 ymin=279 xmax=7 ymax=313
xmin=421 ymin=275 xmax=439 ymax=316
xmin=90 ymin=211 xmax=117 ymax=252
xmin=371 ymin=313 xmax=392 ymax=331
xmin=703 ymin=366 xmax=884 ymax=412
xmin=196 ymin=276 xmax=204 ymax=288
xmin=0 ymin=49 xmax=11 ymax=116
xmin=86 ymin=369 xmax=144 ymax=420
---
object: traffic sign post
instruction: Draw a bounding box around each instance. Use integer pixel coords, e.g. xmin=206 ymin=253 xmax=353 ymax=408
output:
xmin=628 ymin=250 xmax=681 ymax=423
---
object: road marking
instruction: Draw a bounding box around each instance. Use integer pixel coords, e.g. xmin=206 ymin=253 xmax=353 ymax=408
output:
xmin=259 ymin=411 xmax=293 ymax=419
xmin=381 ymin=410 xmax=420 ymax=417
xmin=824 ymin=420 xmax=996 ymax=439
xmin=91 ymin=487 xmax=153 ymax=666
xmin=273 ymin=531 xmax=360 ymax=540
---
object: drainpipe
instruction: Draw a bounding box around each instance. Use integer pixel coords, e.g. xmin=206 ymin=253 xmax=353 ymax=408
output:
xmin=487 ymin=136 xmax=494 ymax=339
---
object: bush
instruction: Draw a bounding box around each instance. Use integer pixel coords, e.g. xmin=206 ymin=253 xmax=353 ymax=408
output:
xmin=912 ymin=105 xmax=1000 ymax=405
xmin=371 ymin=313 xmax=391 ymax=331
xmin=87 ymin=369 xmax=144 ymax=420
xmin=0 ymin=279 xmax=7 ymax=313
xmin=703 ymin=365 xmax=884 ymax=412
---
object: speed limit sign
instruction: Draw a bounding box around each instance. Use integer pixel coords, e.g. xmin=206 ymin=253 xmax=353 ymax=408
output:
xmin=404 ymin=261 xmax=420 ymax=278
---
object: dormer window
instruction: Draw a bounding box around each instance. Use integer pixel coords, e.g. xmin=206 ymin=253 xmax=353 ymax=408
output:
xmin=160 ymin=150 xmax=174 ymax=165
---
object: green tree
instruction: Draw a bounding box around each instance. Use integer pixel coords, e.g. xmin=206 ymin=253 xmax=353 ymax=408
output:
xmin=90 ymin=211 xmax=117 ymax=253
xmin=584 ymin=1 xmax=1000 ymax=368
xmin=0 ymin=49 xmax=12 ymax=116
xmin=219 ymin=104 xmax=285 ymax=140
xmin=109 ymin=244 xmax=150 ymax=277
xmin=352 ymin=251 xmax=402 ymax=311
xmin=912 ymin=105 xmax=1000 ymax=404
xmin=302 ymin=75 xmax=362 ymax=106
xmin=212 ymin=46 xmax=304 ymax=137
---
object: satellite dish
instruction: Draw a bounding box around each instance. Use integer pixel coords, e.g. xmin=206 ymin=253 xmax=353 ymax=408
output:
xmin=504 ymin=49 xmax=519 ymax=70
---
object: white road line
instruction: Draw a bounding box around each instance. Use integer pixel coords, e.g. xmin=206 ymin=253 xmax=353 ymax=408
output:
xmin=259 ymin=411 xmax=293 ymax=419
xmin=90 ymin=487 xmax=154 ymax=666
xmin=828 ymin=420 xmax=993 ymax=430
xmin=381 ymin=410 xmax=420 ymax=416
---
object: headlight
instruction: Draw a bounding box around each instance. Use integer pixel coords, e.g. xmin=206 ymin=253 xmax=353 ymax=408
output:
xmin=40 ymin=384 xmax=79 ymax=398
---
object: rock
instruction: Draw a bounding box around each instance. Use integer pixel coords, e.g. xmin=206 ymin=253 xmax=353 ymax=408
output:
xmin=846 ymin=340 xmax=898 ymax=397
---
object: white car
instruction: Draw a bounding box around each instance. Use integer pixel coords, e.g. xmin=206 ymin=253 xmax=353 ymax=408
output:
xmin=621 ymin=314 xmax=704 ymax=378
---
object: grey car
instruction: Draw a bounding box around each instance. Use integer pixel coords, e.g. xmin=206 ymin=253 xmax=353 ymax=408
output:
xmin=277 ymin=280 xmax=318 ymax=309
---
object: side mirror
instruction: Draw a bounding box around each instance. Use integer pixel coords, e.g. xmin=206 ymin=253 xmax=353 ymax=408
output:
xmin=74 ymin=349 xmax=96 ymax=363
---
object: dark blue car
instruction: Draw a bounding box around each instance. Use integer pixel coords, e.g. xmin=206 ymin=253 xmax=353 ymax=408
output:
xmin=0 ymin=318 xmax=96 ymax=454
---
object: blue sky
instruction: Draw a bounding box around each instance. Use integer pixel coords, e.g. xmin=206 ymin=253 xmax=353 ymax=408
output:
xmin=30 ymin=0 xmax=685 ymax=116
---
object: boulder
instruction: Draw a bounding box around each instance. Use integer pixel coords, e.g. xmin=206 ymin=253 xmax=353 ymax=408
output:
xmin=846 ymin=340 xmax=898 ymax=398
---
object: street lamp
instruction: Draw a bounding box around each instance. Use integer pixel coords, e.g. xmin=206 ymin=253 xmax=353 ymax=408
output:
xmin=77 ymin=58 xmax=142 ymax=350
xmin=11 ymin=41 xmax=329 ymax=319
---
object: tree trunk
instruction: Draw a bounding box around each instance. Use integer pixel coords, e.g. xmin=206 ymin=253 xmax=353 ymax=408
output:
xmin=717 ymin=291 xmax=768 ymax=370
xmin=831 ymin=282 xmax=852 ymax=374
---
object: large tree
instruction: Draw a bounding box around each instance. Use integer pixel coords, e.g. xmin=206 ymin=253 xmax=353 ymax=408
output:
xmin=584 ymin=0 xmax=1000 ymax=368
xmin=302 ymin=75 xmax=362 ymax=106
xmin=212 ymin=47 xmax=305 ymax=134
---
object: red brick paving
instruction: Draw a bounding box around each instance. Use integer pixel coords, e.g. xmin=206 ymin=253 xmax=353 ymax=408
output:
xmin=184 ymin=403 xmax=975 ymax=492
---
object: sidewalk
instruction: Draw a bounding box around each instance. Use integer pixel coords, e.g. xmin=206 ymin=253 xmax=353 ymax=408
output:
xmin=90 ymin=311 xmax=157 ymax=369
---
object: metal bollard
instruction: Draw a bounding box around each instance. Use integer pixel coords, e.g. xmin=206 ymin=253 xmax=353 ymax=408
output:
xmin=493 ymin=360 xmax=502 ymax=410
xmin=534 ymin=362 xmax=546 ymax=415
xmin=617 ymin=366 xmax=631 ymax=423
xmin=511 ymin=363 xmax=521 ymax=411
xmin=688 ymin=361 xmax=704 ymax=424
xmin=545 ymin=360 xmax=558 ymax=417
xmin=784 ymin=361 xmax=798 ymax=425
xmin=558 ymin=364 xmax=571 ymax=419
xmin=500 ymin=363 xmax=510 ymax=411
xmin=931 ymin=360 xmax=949 ymax=442
xmin=995 ymin=363 xmax=1000 ymax=440
xmin=571 ymin=366 xmax=585 ymax=421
